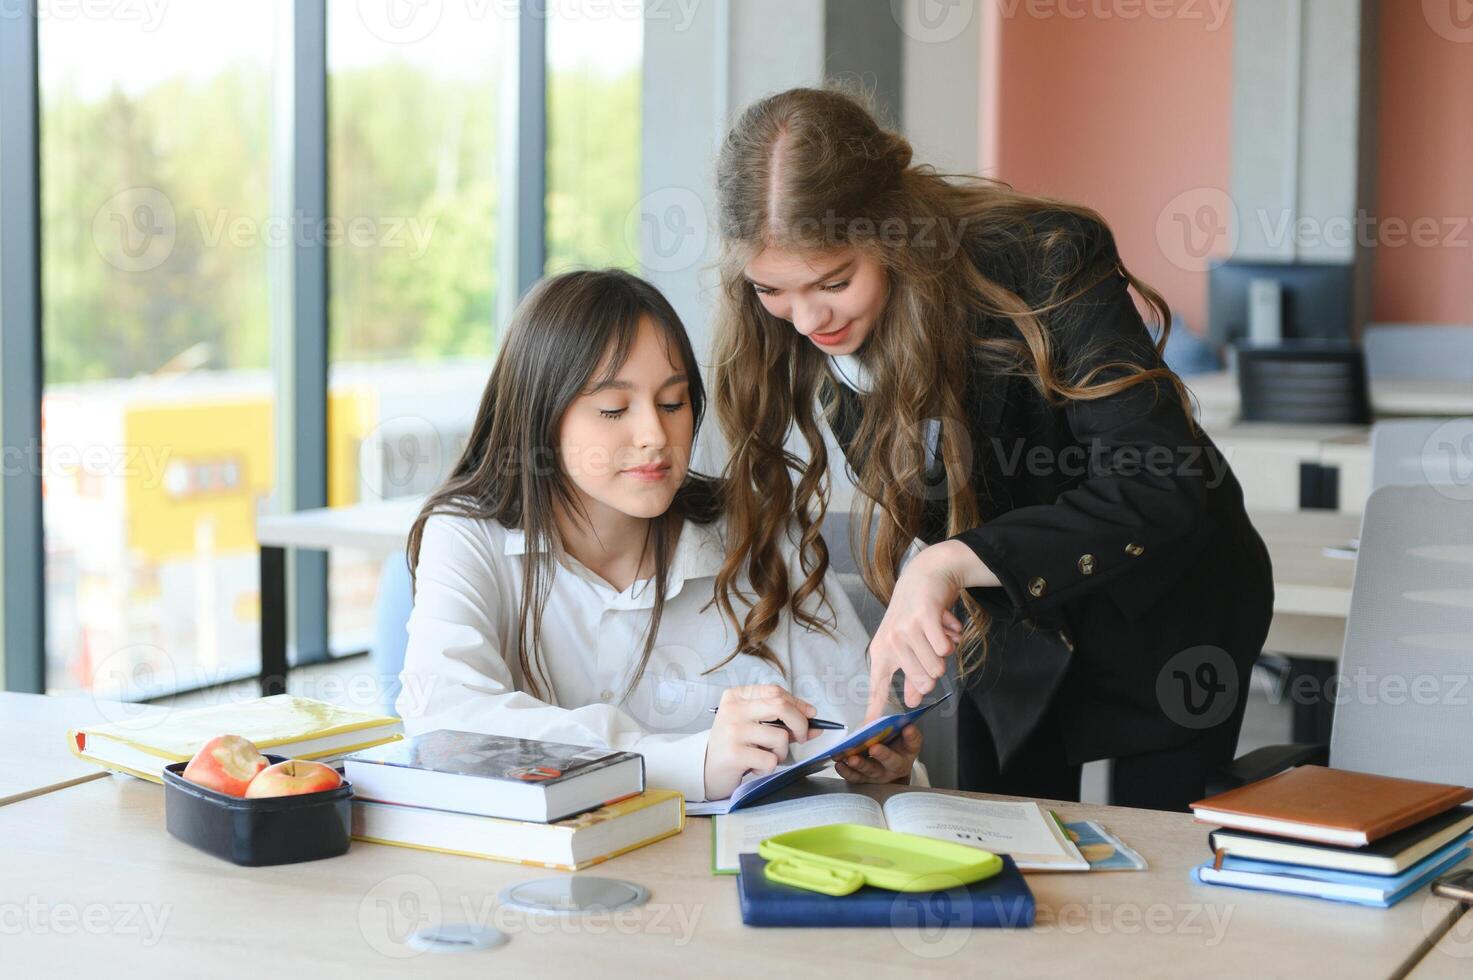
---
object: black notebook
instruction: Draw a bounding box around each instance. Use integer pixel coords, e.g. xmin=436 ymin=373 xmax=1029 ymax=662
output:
xmin=1209 ymin=806 xmax=1473 ymax=876
xmin=343 ymin=729 xmax=644 ymax=823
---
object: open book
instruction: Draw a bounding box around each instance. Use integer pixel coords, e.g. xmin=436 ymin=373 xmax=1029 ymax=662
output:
xmin=712 ymin=791 xmax=1089 ymax=873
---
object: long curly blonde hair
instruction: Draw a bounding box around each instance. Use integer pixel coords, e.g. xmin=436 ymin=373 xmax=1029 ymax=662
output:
xmin=710 ymin=86 xmax=1191 ymax=678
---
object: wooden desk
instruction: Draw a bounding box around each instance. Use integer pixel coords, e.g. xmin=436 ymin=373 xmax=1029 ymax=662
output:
xmin=255 ymin=498 xmax=423 ymax=696
xmin=0 ymin=692 xmax=168 ymax=807
xmin=1189 ymin=371 xmax=1473 ymax=425
xmin=1251 ymin=509 xmax=1359 ymax=622
xmin=1209 ymin=422 xmax=1371 ymax=513
xmin=249 ymin=498 xmax=1359 ymax=678
xmin=0 ymin=773 xmax=1465 ymax=978
xmin=255 ymin=498 xmax=422 ymax=555
xmin=1407 ymin=908 xmax=1473 ymax=977
xmin=1247 ymin=509 xmax=1361 ymax=740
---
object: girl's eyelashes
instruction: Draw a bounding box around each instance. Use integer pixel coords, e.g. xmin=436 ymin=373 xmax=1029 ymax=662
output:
xmin=597 ymin=401 xmax=687 ymax=420
xmin=752 ymin=282 xmax=849 ymax=295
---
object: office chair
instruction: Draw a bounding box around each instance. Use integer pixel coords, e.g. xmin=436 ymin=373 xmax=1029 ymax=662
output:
xmin=1364 ymin=325 xmax=1473 ymax=383
xmin=1235 ymin=342 xmax=1371 ymax=425
xmin=1371 ymin=418 xmax=1473 ymax=492
xmin=1211 ymin=485 xmax=1473 ymax=792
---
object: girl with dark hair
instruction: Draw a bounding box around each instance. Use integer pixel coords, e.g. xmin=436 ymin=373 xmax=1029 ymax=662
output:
xmin=397 ymin=268 xmax=921 ymax=803
xmin=710 ymin=87 xmax=1273 ymax=810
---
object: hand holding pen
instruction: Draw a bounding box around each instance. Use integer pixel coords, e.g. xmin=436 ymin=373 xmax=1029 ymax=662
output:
xmin=707 ymin=707 xmax=845 ymax=732
xmin=702 ymin=684 xmax=846 ymax=800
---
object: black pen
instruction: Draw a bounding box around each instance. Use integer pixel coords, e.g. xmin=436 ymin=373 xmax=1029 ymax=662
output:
xmin=706 ymin=707 xmax=846 ymax=731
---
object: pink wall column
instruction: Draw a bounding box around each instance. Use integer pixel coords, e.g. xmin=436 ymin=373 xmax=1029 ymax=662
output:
xmin=985 ymin=3 xmax=1235 ymax=336
xmin=1373 ymin=1 xmax=1473 ymax=325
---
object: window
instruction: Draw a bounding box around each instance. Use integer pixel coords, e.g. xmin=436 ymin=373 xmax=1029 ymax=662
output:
xmin=545 ymin=4 xmax=643 ymax=273
xmin=40 ymin=3 xmax=279 ymax=696
xmin=16 ymin=2 xmax=646 ymax=694
xmin=325 ymin=1 xmax=508 ymax=653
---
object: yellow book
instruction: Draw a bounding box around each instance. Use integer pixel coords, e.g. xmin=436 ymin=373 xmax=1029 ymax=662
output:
xmin=68 ymin=694 xmax=403 ymax=783
xmin=351 ymin=788 xmax=685 ymax=871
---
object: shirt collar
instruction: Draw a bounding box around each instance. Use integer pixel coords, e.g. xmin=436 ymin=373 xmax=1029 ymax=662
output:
xmin=501 ymin=518 xmax=727 ymax=609
xmin=828 ymin=352 xmax=873 ymax=394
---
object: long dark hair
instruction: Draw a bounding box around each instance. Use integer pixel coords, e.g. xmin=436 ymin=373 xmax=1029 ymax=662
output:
xmin=710 ymin=86 xmax=1192 ymax=677
xmin=407 ymin=269 xmax=723 ymax=701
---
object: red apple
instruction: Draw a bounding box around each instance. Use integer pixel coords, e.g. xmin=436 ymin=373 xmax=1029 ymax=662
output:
xmin=244 ymin=759 xmax=342 ymax=798
xmin=182 ymin=734 xmax=269 ymax=797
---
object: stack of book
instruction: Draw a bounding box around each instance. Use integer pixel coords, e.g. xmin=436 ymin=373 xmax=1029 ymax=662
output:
xmin=343 ymin=729 xmax=684 ymax=871
xmin=1190 ymin=765 xmax=1473 ymax=908
xmin=68 ymin=694 xmax=404 ymax=782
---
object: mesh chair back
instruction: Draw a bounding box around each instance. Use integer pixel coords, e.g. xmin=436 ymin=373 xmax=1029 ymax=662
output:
xmin=1329 ymin=485 xmax=1473 ymax=786
xmin=1370 ymin=418 xmax=1473 ymax=492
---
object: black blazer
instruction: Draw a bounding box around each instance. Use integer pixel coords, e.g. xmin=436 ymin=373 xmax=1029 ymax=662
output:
xmin=826 ymin=210 xmax=1274 ymax=766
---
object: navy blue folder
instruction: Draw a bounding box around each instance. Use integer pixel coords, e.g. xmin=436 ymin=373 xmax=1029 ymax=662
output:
xmin=736 ymin=853 xmax=1035 ymax=928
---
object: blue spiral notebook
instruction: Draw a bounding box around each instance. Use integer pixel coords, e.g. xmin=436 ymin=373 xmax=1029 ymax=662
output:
xmin=736 ymin=852 xmax=1035 ymax=928
xmin=1194 ymin=838 xmax=1470 ymax=908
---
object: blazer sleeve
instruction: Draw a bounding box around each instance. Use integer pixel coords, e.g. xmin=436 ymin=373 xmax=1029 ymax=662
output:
xmin=950 ymin=216 xmax=1216 ymax=624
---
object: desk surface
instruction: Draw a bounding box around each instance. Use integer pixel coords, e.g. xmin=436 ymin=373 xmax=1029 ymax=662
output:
xmin=255 ymin=498 xmax=1356 ymax=622
xmin=2 ymin=772 xmax=1467 ymax=979
xmin=1407 ymin=908 xmax=1473 ymax=977
xmin=1250 ymin=508 xmax=1360 ymax=619
xmin=1189 ymin=371 xmax=1473 ymax=420
xmin=256 ymin=497 xmax=422 ymax=553
xmin=0 ymin=692 xmax=167 ymax=806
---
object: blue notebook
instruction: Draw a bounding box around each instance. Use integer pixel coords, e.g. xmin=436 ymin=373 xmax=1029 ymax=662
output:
xmin=1194 ymin=838 xmax=1470 ymax=908
xmin=736 ymin=852 xmax=1035 ymax=928
xmin=688 ymin=693 xmax=952 ymax=816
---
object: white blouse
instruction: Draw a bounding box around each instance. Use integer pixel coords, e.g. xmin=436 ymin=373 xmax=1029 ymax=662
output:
xmin=396 ymin=511 xmax=881 ymax=802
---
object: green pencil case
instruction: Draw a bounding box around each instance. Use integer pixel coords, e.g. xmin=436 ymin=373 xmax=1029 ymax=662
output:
xmin=757 ymin=823 xmax=1004 ymax=896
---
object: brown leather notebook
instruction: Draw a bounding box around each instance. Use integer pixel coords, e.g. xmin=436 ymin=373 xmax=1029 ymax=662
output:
xmin=1190 ymin=765 xmax=1473 ymax=847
